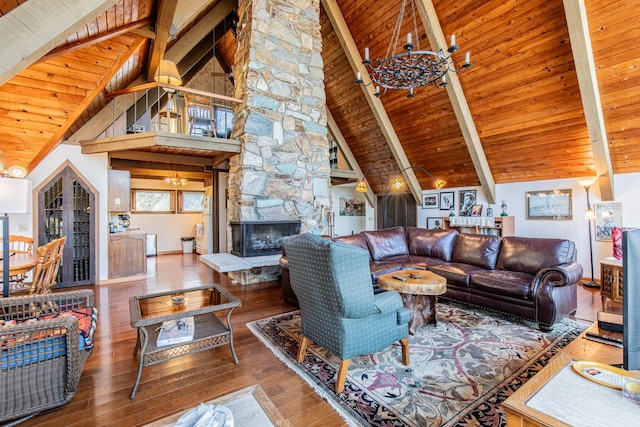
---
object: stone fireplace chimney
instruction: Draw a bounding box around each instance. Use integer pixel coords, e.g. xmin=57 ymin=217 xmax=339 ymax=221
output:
xmin=229 ymin=0 xmax=331 ymax=238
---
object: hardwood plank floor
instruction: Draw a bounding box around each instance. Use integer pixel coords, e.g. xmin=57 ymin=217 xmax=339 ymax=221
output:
xmin=20 ymin=253 xmax=608 ymax=427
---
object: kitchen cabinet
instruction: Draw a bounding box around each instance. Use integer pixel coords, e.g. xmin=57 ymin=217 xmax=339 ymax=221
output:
xmin=109 ymin=232 xmax=147 ymax=279
xmin=108 ymin=169 xmax=130 ymax=212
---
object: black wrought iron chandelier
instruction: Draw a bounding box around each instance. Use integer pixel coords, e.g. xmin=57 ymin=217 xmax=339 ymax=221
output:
xmin=355 ymin=0 xmax=472 ymax=98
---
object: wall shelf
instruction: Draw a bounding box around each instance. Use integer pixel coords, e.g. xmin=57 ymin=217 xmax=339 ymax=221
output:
xmin=442 ymin=216 xmax=515 ymax=237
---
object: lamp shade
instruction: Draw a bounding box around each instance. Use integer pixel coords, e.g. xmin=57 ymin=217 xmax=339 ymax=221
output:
xmin=154 ymin=59 xmax=182 ymax=86
xmin=0 ymin=177 xmax=32 ymax=214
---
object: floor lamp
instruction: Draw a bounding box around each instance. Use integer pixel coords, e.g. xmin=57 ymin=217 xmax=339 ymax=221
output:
xmin=582 ymin=180 xmax=599 ymax=288
xmin=0 ymin=177 xmax=32 ymax=297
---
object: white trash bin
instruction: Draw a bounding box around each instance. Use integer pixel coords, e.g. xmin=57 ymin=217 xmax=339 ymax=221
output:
xmin=181 ymin=237 xmax=194 ymax=253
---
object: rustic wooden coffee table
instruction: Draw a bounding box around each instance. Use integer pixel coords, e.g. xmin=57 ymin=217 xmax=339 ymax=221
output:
xmin=129 ymin=284 xmax=241 ymax=398
xmin=378 ymin=269 xmax=447 ymax=334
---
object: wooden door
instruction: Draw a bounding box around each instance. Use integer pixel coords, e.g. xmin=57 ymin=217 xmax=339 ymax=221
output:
xmin=376 ymin=193 xmax=417 ymax=230
xmin=38 ymin=166 xmax=95 ymax=287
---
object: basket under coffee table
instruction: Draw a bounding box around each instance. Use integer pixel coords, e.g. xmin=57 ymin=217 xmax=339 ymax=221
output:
xmin=129 ymin=284 xmax=241 ymax=398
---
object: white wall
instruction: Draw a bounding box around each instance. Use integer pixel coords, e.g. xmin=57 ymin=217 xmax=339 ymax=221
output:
xmin=25 ymin=144 xmax=110 ymax=281
xmin=417 ymin=174 xmax=640 ymax=280
xmin=330 ymin=183 xmax=371 ymax=236
xmin=21 ymin=143 xmax=640 ymax=282
xmin=129 ymin=178 xmax=205 ymax=253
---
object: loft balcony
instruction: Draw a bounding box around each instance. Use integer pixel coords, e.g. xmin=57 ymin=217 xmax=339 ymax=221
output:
xmin=79 ymin=83 xmax=242 ymax=167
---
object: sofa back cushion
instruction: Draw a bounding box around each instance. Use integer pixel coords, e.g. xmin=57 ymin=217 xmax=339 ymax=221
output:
xmin=362 ymin=226 xmax=409 ymax=261
xmin=451 ymin=233 xmax=502 ymax=270
xmin=407 ymin=227 xmax=458 ymax=261
xmin=334 ymin=233 xmax=370 ymax=256
xmin=496 ymin=236 xmax=576 ymax=275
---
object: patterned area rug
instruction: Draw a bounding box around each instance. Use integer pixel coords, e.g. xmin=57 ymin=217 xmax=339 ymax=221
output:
xmin=248 ymin=301 xmax=587 ymax=427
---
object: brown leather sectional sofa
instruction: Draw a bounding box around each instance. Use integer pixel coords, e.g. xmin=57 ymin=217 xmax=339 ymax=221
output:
xmin=280 ymin=226 xmax=583 ymax=331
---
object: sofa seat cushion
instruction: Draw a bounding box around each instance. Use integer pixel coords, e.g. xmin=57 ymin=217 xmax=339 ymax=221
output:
xmin=407 ymin=227 xmax=458 ymax=261
xmin=370 ymin=262 xmax=403 ymax=284
xmin=403 ymin=256 xmax=445 ymax=269
xmin=470 ymin=270 xmax=534 ymax=300
xmin=429 ymin=263 xmax=487 ymax=287
xmin=362 ymin=227 xmax=409 ymax=261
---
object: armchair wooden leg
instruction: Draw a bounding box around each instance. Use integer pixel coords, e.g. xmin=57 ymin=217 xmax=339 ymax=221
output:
xmin=297 ymin=336 xmax=310 ymax=363
xmin=336 ymin=359 xmax=350 ymax=393
xmin=400 ymin=337 xmax=410 ymax=366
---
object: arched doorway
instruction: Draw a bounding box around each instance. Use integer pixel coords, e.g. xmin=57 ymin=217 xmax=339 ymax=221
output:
xmin=37 ymin=164 xmax=96 ymax=287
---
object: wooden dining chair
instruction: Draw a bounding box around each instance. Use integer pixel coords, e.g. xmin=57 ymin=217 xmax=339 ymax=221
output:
xmin=42 ymin=236 xmax=66 ymax=293
xmin=10 ymin=245 xmax=53 ymax=296
xmin=7 ymin=235 xmax=35 ymax=288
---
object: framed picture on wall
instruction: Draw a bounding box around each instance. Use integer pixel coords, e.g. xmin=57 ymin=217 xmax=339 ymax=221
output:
xmin=594 ymin=202 xmax=622 ymax=241
xmin=427 ymin=217 xmax=443 ymax=230
xmin=471 ymin=205 xmax=483 ymax=217
xmin=339 ymin=197 xmax=365 ymax=216
xmin=423 ymin=193 xmax=438 ymax=209
xmin=458 ymin=190 xmax=477 ymax=216
xmin=526 ymin=189 xmax=572 ymax=220
xmin=439 ymin=192 xmax=454 ymax=211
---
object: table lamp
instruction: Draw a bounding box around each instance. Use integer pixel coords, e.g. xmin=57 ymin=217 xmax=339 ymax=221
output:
xmin=0 ymin=177 xmax=32 ymax=297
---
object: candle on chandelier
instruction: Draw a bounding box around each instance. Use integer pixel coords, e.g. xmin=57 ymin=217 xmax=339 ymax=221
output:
xmin=364 ymin=47 xmax=369 ymax=61
xmin=375 ymin=86 xmax=380 ymax=94
xmin=357 ymin=71 xmax=361 ymax=81
xmin=465 ymin=52 xmax=471 ymax=64
xmin=450 ymin=35 xmax=456 ymax=46
xmin=407 ymin=33 xmax=412 ymax=44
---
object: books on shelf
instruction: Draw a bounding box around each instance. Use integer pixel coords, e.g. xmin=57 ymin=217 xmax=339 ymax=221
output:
xmin=156 ymin=316 xmax=195 ymax=347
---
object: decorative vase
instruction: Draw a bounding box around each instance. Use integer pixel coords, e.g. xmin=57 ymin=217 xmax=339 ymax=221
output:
xmin=486 ymin=206 xmax=493 ymax=217
xmin=500 ymin=200 xmax=508 ymax=216
xmin=449 ymin=206 xmax=455 ymax=217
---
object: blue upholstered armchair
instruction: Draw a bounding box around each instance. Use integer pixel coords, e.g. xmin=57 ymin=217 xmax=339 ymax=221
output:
xmin=282 ymin=233 xmax=410 ymax=393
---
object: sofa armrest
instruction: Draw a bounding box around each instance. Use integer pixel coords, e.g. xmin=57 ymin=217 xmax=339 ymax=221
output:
xmin=373 ymin=290 xmax=403 ymax=314
xmin=1 ymin=316 xmax=82 ymax=391
xmin=532 ymin=262 xmax=583 ymax=295
xmin=0 ymin=289 xmax=94 ymax=321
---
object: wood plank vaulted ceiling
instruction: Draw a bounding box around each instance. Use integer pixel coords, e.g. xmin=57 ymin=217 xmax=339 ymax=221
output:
xmin=0 ymin=0 xmax=638 ymax=199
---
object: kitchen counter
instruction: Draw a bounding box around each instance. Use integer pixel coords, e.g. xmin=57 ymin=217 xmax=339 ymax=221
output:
xmin=108 ymin=231 xmax=147 ymax=279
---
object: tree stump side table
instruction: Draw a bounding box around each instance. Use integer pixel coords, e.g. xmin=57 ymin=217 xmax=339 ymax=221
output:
xmin=378 ymin=269 xmax=447 ymax=335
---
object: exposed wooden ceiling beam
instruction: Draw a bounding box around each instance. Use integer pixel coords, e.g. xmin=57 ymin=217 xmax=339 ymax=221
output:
xmin=110 ymin=158 xmax=207 ymax=173
xmin=327 ymin=110 xmax=375 ymax=207
xmin=79 ymin=132 xmax=241 ymax=154
xmin=28 ymin=35 xmax=147 ymax=172
xmin=146 ymin=0 xmax=180 ymax=83
xmin=415 ymin=0 xmax=496 ymax=204
xmin=109 ymin=150 xmax=219 ymax=167
xmin=69 ymin=0 xmax=236 ymax=143
xmin=38 ymin=18 xmax=152 ymax=63
xmin=0 ymin=0 xmax=120 ymax=86
xmin=322 ymin=0 xmax=423 ymax=207
xmin=563 ymin=0 xmax=614 ymax=200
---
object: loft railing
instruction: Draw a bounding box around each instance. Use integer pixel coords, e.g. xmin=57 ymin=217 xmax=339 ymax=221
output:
xmin=105 ymin=83 xmax=242 ymax=139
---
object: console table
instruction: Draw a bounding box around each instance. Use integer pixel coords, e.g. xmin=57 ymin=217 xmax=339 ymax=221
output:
xmin=503 ymin=322 xmax=640 ymax=426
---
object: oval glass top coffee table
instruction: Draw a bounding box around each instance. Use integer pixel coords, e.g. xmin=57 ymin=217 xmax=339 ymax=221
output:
xmin=378 ymin=269 xmax=447 ymax=335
